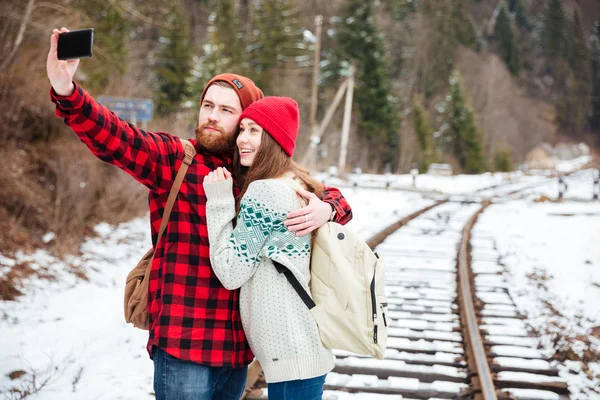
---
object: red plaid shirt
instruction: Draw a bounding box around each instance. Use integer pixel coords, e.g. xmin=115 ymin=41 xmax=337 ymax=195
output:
xmin=51 ymin=82 xmax=353 ymax=368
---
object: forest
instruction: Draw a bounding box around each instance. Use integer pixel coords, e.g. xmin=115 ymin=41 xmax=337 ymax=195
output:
xmin=1 ymin=0 xmax=599 ymax=252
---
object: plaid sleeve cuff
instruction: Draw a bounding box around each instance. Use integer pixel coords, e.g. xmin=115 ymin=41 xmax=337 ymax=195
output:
xmin=327 ymin=199 xmax=343 ymax=220
xmin=50 ymin=81 xmax=86 ymax=113
xmin=322 ymin=185 xmax=353 ymax=224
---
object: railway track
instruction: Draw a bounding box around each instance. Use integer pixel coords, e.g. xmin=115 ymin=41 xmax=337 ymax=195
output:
xmin=242 ymin=178 xmax=581 ymax=399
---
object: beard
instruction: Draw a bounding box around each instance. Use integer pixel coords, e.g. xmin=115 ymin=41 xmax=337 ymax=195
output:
xmin=194 ymin=122 xmax=235 ymax=153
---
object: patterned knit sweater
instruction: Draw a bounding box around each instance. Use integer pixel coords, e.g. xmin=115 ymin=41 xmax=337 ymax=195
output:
xmin=203 ymin=177 xmax=334 ymax=383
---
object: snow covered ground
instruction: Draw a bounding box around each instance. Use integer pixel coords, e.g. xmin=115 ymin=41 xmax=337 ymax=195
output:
xmin=1 ymin=165 xmax=598 ymax=399
xmin=473 ymin=171 xmax=600 ymax=399
xmin=0 ymin=219 xmax=153 ymax=399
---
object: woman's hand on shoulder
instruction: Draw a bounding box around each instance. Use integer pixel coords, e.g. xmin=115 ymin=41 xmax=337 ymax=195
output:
xmin=204 ymin=167 xmax=232 ymax=184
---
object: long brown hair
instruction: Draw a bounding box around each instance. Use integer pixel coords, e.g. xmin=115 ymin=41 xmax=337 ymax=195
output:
xmin=233 ymin=130 xmax=323 ymax=214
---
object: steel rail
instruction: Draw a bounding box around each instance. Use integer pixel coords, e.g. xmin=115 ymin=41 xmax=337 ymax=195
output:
xmin=457 ymin=200 xmax=498 ymax=400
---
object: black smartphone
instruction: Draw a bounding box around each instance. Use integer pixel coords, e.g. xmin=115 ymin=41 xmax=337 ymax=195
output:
xmin=57 ymin=28 xmax=94 ymax=60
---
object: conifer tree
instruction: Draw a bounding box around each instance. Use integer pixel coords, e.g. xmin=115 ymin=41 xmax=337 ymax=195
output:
xmin=246 ymin=0 xmax=309 ymax=94
xmin=446 ymin=71 xmax=485 ymax=173
xmin=418 ymin=0 xmax=479 ymax=97
xmin=494 ymin=148 xmax=513 ymax=172
xmin=412 ymin=102 xmax=433 ymax=170
xmin=567 ymin=11 xmax=590 ymax=77
xmin=556 ymin=11 xmax=591 ymax=135
xmin=569 ymin=11 xmax=592 ymax=130
xmin=540 ymin=1 xmax=592 ymax=135
xmin=332 ymin=0 xmax=400 ymax=169
xmin=451 ymin=0 xmax=478 ymax=49
xmin=72 ymin=1 xmax=130 ymax=92
xmin=541 ymin=0 xmax=567 ymax=72
xmin=494 ymin=3 xmax=521 ymax=77
xmin=507 ymin=0 xmax=529 ymax=30
xmin=153 ymin=2 xmax=192 ymax=116
xmin=195 ymin=0 xmax=246 ymax=86
xmin=590 ymin=24 xmax=600 ymax=132
xmin=384 ymin=0 xmax=419 ymax=21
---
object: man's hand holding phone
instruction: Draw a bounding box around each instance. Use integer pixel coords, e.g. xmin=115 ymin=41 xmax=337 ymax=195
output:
xmin=47 ymin=27 xmax=93 ymax=97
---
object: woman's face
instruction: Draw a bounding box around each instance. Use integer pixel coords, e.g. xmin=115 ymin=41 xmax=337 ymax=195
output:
xmin=237 ymin=118 xmax=263 ymax=167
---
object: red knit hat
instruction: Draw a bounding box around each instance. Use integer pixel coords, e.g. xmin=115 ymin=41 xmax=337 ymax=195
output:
xmin=239 ymin=97 xmax=299 ymax=157
xmin=200 ymin=74 xmax=264 ymax=110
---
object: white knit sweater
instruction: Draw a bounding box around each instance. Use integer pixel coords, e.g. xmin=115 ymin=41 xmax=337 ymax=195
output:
xmin=203 ymin=177 xmax=334 ymax=383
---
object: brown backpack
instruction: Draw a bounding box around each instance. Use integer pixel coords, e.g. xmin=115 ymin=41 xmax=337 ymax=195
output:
xmin=124 ymin=140 xmax=196 ymax=330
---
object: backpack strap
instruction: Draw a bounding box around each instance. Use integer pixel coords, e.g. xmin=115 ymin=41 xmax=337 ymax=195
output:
xmin=273 ymin=260 xmax=316 ymax=309
xmin=278 ymin=176 xmax=308 ymax=207
xmin=274 ymin=176 xmax=315 ymax=309
xmin=138 ymin=139 xmax=196 ymax=297
xmin=271 ymin=176 xmax=316 ymax=310
xmin=156 ymin=139 xmax=196 ymax=242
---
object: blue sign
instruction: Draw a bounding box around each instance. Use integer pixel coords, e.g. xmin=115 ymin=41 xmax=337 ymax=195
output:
xmin=97 ymin=96 xmax=154 ymax=122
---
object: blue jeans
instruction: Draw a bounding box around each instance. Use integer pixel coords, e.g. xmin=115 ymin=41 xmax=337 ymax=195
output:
xmin=267 ymin=374 xmax=327 ymax=400
xmin=152 ymin=347 xmax=247 ymax=400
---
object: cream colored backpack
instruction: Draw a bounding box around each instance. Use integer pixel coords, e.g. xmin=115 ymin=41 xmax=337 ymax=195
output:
xmin=273 ymin=178 xmax=388 ymax=359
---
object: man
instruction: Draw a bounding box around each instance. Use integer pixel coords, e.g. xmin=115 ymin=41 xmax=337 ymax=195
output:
xmin=47 ymin=28 xmax=352 ymax=399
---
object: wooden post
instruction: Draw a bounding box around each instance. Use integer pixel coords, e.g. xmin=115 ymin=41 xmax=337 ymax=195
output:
xmin=317 ymin=80 xmax=348 ymax=140
xmin=594 ymin=171 xmax=599 ymax=200
xmin=302 ymin=79 xmax=348 ymax=167
xmin=338 ymin=62 xmax=355 ymax=174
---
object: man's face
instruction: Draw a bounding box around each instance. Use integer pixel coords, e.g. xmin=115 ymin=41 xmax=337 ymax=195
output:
xmin=195 ymin=84 xmax=242 ymax=153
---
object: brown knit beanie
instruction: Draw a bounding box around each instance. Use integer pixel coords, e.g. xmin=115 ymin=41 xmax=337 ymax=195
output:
xmin=200 ymin=74 xmax=264 ymax=110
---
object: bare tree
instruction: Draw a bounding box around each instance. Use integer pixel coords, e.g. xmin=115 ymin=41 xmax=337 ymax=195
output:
xmin=0 ymin=0 xmax=35 ymax=72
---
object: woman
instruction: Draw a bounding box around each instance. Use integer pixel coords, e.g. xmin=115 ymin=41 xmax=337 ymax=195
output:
xmin=203 ymin=96 xmax=332 ymax=399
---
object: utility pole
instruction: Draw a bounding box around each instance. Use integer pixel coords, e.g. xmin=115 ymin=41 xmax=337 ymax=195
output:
xmin=338 ymin=62 xmax=355 ymax=174
xmin=309 ymin=16 xmax=323 ymax=155
xmin=306 ymin=15 xmax=323 ymax=171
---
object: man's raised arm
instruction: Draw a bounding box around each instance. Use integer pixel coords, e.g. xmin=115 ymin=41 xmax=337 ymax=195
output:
xmin=47 ymin=28 xmax=183 ymax=192
xmin=284 ymin=185 xmax=353 ymax=236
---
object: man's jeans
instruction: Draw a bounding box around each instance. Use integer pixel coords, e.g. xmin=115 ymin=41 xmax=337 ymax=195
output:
xmin=152 ymin=347 xmax=247 ymax=400
xmin=267 ymin=374 xmax=327 ymax=400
